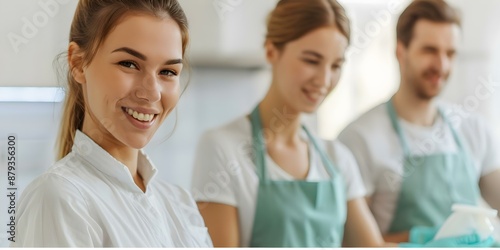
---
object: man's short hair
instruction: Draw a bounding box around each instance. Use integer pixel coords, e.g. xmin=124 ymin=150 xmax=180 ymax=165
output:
xmin=397 ymin=0 xmax=461 ymax=47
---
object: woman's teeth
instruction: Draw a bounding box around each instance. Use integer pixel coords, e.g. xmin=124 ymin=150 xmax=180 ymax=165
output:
xmin=126 ymin=108 xmax=155 ymax=122
xmin=303 ymin=89 xmax=322 ymax=101
xmin=307 ymin=92 xmax=321 ymax=100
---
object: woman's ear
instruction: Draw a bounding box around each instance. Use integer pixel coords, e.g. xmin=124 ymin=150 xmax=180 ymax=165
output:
xmin=68 ymin=42 xmax=86 ymax=84
xmin=395 ymin=41 xmax=406 ymax=64
xmin=265 ymin=40 xmax=280 ymax=65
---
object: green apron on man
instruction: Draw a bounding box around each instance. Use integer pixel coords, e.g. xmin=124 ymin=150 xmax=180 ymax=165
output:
xmin=386 ymin=99 xmax=480 ymax=233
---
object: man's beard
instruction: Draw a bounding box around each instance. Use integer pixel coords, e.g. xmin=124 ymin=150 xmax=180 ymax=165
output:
xmin=414 ymin=81 xmax=438 ymax=100
xmin=409 ymin=68 xmax=449 ymax=100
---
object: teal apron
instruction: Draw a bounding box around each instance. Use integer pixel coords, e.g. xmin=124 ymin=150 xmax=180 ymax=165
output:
xmin=386 ymin=99 xmax=480 ymax=233
xmin=248 ymin=106 xmax=347 ymax=247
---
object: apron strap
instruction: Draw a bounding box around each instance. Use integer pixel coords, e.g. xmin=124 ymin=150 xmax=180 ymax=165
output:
xmin=250 ymin=106 xmax=339 ymax=182
xmin=250 ymin=106 xmax=269 ymax=183
xmin=439 ymin=109 xmax=467 ymax=152
xmin=302 ymin=126 xmax=338 ymax=178
xmin=387 ymin=98 xmax=467 ymax=156
xmin=386 ymin=99 xmax=412 ymax=156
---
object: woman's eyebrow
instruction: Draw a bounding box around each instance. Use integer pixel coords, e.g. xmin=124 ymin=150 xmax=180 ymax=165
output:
xmin=302 ymin=50 xmax=324 ymax=59
xmin=165 ymin=58 xmax=183 ymax=65
xmin=112 ymin=47 xmax=147 ymax=60
xmin=112 ymin=47 xmax=183 ymax=65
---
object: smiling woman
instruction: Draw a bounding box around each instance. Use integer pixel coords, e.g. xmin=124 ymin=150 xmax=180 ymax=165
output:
xmin=68 ymin=13 xmax=184 ymax=152
xmin=10 ymin=0 xmax=212 ymax=247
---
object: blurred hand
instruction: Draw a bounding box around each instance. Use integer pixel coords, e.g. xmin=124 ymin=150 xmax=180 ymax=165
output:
xmin=400 ymin=233 xmax=494 ymax=248
xmin=409 ymin=226 xmax=440 ymax=244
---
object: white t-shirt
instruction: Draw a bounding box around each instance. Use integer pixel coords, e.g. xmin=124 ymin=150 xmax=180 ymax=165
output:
xmin=191 ymin=115 xmax=366 ymax=247
xmin=12 ymin=130 xmax=212 ymax=247
xmin=338 ymin=102 xmax=500 ymax=233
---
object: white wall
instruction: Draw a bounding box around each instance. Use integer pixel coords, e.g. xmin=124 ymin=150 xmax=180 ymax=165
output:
xmin=0 ymin=0 xmax=77 ymax=87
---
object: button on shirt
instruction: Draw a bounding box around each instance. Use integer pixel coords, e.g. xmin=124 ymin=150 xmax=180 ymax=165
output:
xmin=12 ymin=130 xmax=212 ymax=247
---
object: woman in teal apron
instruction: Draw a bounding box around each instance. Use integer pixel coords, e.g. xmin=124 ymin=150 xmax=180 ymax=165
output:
xmin=191 ymin=0 xmax=493 ymax=247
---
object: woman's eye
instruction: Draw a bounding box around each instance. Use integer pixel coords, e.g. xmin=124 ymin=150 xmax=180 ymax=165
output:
xmin=303 ymin=59 xmax=319 ymax=65
xmin=160 ymin=69 xmax=178 ymax=76
xmin=118 ymin=61 xmax=138 ymax=69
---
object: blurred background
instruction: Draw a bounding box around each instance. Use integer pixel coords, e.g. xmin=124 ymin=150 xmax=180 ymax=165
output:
xmin=1 ymin=0 xmax=500 ymax=246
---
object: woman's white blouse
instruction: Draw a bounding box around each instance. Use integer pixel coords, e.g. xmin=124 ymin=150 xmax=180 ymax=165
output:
xmin=11 ymin=130 xmax=212 ymax=247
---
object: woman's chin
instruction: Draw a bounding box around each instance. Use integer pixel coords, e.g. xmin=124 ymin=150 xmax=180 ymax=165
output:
xmin=297 ymin=103 xmax=319 ymax=114
xmin=117 ymin=133 xmax=153 ymax=150
xmin=127 ymin=141 xmax=149 ymax=150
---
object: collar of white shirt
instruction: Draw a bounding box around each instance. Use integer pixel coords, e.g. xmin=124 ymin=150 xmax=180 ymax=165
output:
xmin=71 ymin=129 xmax=158 ymax=194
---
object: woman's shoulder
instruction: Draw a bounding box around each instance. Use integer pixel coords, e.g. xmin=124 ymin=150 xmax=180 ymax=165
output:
xmin=20 ymin=153 xmax=97 ymax=203
xmin=49 ymin=152 xmax=98 ymax=185
xmin=321 ymin=138 xmax=359 ymax=169
xmin=24 ymin=171 xmax=80 ymax=194
xmin=17 ymin=170 xmax=88 ymax=218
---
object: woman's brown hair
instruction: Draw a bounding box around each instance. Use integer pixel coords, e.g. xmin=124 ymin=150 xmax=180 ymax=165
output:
xmin=57 ymin=0 xmax=189 ymax=160
xmin=265 ymin=0 xmax=350 ymax=49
